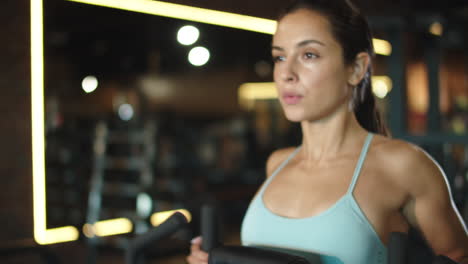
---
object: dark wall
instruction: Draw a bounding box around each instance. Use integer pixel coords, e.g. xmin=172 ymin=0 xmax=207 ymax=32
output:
xmin=0 ymin=0 xmax=33 ymax=242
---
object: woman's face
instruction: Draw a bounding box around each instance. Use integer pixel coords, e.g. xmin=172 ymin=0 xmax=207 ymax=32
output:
xmin=272 ymin=9 xmax=355 ymax=123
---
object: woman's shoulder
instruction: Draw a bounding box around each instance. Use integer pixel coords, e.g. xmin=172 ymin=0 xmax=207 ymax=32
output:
xmin=371 ymin=135 xmax=435 ymax=165
xmin=265 ymin=146 xmax=299 ymax=178
xmin=370 ymin=134 xmax=446 ymax=186
xmin=371 ymin=134 xmax=419 ymax=156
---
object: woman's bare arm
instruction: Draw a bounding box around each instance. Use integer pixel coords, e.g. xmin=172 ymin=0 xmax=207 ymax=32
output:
xmin=400 ymin=144 xmax=468 ymax=263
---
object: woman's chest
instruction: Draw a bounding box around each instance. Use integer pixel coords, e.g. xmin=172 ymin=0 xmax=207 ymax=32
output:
xmin=262 ymin=164 xmax=409 ymax=241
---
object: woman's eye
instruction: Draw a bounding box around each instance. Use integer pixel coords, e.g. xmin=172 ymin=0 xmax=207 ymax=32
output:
xmin=272 ymin=56 xmax=285 ymax=63
xmin=304 ymin=52 xmax=318 ymax=59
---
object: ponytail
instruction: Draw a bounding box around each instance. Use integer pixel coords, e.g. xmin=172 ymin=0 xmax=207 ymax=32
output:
xmin=353 ymin=67 xmax=388 ymax=136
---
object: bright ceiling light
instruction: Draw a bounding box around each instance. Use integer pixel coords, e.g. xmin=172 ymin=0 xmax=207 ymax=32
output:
xmin=177 ymin=25 xmax=200 ymax=45
xmin=82 ymin=75 xmax=98 ymax=93
xmin=188 ymin=46 xmax=210 ymax=66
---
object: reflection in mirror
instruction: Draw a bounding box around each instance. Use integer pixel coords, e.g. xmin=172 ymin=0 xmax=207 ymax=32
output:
xmin=40 ymin=0 xmax=290 ymax=250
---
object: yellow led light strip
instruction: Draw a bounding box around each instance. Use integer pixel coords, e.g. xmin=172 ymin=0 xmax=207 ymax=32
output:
xmin=239 ymin=82 xmax=278 ymax=100
xmin=83 ymin=218 xmax=133 ymax=237
xmin=31 ymin=0 xmax=80 ymax=245
xmin=151 ymin=209 xmax=192 ymax=226
xmin=65 ymin=0 xmax=392 ymax=56
xmin=66 ymin=0 xmax=277 ymax=34
xmin=80 ymin=210 xmax=191 ymax=238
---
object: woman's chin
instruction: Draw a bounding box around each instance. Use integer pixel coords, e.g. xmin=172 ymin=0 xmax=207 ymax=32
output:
xmin=283 ymin=112 xmax=305 ymax=123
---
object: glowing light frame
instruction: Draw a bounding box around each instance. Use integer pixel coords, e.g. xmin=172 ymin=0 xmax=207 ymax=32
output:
xmin=31 ymin=0 xmax=80 ymax=245
xmin=83 ymin=218 xmax=133 ymax=237
xmin=31 ymin=0 xmax=392 ymax=245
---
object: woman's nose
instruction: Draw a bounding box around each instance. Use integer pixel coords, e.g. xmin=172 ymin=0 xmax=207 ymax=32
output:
xmin=277 ymin=62 xmax=298 ymax=83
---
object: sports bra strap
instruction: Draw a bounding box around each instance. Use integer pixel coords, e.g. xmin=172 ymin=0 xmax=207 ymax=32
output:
xmin=260 ymin=147 xmax=302 ymax=193
xmin=347 ymin=133 xmax=374 ymax=194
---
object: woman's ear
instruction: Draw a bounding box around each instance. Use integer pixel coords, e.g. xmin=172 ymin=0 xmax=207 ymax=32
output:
xmin=347 ymin=52 xmax=370 ymax=86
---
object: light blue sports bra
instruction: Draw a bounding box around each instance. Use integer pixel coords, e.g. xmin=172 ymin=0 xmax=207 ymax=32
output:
xmin=241 ymin=133 xmax=387 ymax=264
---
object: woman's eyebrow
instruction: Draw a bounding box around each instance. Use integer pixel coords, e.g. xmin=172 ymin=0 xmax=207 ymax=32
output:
xmin=272 ymin=39 xmax=325 ymax=51
xmin=297 ymin=39 xmax=325 ymax=47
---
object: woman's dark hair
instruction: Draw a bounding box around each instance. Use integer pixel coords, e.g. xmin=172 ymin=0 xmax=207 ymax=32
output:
xmin=279 ymin=0 xmax=388 ymax=136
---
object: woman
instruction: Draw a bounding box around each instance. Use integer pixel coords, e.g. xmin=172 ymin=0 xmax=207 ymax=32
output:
xmin=187 ymin=0 xmax=468 ymax=263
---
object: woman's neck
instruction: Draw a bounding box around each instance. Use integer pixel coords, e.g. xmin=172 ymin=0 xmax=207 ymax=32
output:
xmin=299 ymin=110 xmax=367 ymax=164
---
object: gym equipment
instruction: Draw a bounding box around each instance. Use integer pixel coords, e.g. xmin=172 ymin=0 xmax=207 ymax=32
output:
xmin=432 ymin=256 xmax=460 ymax=264
xmin=388 ymin=232 xmax=408 ymax=264
xmin=209 ymin=246 xmax=310 ymax=264
xmin=125 ymin=211 xmax=188 ymax=264
xmin=201 ymin=204 xmax=221 ymax=252
xmin=125 ymin=205 xmax=461 ymax=264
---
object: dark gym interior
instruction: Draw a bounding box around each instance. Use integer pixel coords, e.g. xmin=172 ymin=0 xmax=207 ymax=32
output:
xmin=1 ymin=0 xmax=467 ymax=263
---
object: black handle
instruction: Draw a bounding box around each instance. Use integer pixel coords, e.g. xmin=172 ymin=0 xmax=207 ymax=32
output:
xmin=388 ymin=232 xmax=408 ymax=264
xmin=201 ymin=204 xmax=220 ymax=252
xmin=209 ymin=246 xmax=311 ymax=264
xmin=126 ymin=212 xmax=188 ymax=264
xmin=433 ymin=255 xmax=460 ymax=264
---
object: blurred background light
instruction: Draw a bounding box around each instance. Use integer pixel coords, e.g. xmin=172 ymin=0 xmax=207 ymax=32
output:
xmin=372 ymin=39 xmax=392 ymax=56
xmin=118 ymin=103 xmax=134 ymax=121
xmin=372 ymin=76 xmax=393 ymax=99
xmin=188 ymin=46 xmax=210 ymax=66
xmin=177 ymin=25 xmax=200 ymax=45
xmin=82 ymin=75 xmax=99 ymax=93
xmin=429 ymin=21 xmax=443 ymax=36
xmin=451 ymin=117 xmax=466 ymax=134
xmin=136 ymin=192 xmax=153 ymax=218
xmin=238 ymin=77 xmax=393 ymax=108
xmin=239 ymin=82 xmax=277 ymax=101
xmin=238 ymin=82 xmax=278 ymax=110
xmin=254 ymin=60 xmax=273 ymax=78
xmin=82 ymin=223 xmax=94 ymax=238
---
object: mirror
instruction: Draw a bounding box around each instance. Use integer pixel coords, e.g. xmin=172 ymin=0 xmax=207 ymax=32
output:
xmin=35 ymin=0 xmax=296 ymax=246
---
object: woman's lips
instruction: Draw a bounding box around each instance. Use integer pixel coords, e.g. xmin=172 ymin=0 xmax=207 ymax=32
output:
xmin=282 ymin=93 xmax=303 ymax=105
